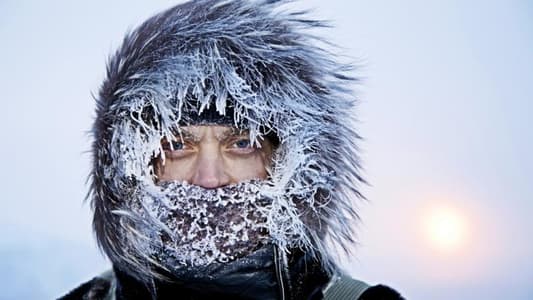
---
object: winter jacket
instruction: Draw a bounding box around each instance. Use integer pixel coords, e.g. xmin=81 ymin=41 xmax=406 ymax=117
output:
xmin=60 ymin=268 xmax=404 ymax=299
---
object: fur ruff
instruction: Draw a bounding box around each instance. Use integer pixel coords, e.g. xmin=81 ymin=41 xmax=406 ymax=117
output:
xmin=90 ymin=0 xmax=365 ymax=285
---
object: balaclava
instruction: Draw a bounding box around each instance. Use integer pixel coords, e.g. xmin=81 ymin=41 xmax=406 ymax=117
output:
xmin=90 ymin=0 xmax=364 ymax=297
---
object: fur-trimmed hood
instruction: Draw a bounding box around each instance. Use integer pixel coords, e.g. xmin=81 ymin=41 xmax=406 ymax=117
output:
xmin=90 ymin=0 xmax=365 ymax=286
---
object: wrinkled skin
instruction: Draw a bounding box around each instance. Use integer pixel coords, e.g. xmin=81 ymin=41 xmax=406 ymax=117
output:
xmin=155 ymin=125 xmax=274 ymax=187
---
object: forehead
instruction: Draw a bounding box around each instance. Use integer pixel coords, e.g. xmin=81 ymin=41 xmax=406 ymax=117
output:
xmin=178 ymin=125 xmax=247 ymax=140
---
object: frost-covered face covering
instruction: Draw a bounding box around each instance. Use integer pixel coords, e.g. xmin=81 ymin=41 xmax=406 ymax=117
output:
xmin=132 ymin=180 xmax=272 ymax=269
xmin=90 ymin=0 xmax=365 ymax=287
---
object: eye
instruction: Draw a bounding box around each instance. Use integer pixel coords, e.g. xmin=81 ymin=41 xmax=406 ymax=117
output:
xmin=228 ymin=138 xmax=255 ymax=155
xmin=233 ymin=139 xmax=251 ymax=149
xmin=161 ymin=139 xmax=186 ymax=151
xmin=171 ymin=141 xmax=185 ymax=150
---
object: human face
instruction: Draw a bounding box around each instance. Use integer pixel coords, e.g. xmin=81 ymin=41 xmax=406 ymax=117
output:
xmin=155 ymin=126 xmax=274 ymax=188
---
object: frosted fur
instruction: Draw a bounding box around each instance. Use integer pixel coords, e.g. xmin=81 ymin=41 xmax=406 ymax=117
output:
xmin=90 ymin=0 xmax=365 ymax=284
xmin=129 ymin=180 xmax=273 ymax=268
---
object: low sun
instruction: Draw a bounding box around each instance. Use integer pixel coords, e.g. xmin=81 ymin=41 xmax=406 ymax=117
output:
xmin=423 ymin=207 xmax=469 ymax=252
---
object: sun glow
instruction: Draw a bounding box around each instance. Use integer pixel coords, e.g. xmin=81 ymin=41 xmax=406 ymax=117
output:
xmin=423 ymin=206 xmax=469 ymax=253
xmin=409 ymin=197 xmax=498 ymax=282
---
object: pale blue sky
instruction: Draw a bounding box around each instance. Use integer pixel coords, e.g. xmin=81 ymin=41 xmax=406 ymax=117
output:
xmin=1 ymin=0 xmax=531 ymax=299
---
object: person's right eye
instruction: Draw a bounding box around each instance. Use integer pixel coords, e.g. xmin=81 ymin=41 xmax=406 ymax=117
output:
xmin=161 ymin=139 xmax=187 ymax=151
xmin=170 ymin=141 xmax=185 ymax=150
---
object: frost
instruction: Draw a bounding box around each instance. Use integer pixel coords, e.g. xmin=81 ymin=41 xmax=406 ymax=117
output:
xmin=93 ymin=0 xmax=364 ymax=284
xmin=122 ymin=180 xmax=307 ymax=270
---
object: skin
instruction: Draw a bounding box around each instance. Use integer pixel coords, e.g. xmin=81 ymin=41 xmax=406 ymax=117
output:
xmin=155 ymin=125 xmax=274 ymax=188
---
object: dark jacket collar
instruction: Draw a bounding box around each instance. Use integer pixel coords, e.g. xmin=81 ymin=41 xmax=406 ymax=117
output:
xmin=114 ymin=245 xmax=330 ymax=300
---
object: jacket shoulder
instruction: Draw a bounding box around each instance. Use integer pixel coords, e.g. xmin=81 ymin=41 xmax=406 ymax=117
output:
xmin=359 ymin=284 xmax=405 ymax=300
xmin=58 ymin=270 xmax=115 ymax=300
xmin=324 ymin=274 xmax=405 ymax=300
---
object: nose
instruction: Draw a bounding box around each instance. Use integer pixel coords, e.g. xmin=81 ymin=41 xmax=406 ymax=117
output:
xmin=191 ymin=147 xmax=230 ymax=189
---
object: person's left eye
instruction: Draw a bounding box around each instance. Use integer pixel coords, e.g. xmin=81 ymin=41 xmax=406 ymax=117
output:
xmin=233 ymin=139 xmax=251 ymax=149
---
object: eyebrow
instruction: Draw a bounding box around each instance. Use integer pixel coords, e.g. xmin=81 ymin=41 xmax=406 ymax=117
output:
xmin=216 ymin=128 xmax=249 ymax=142
xmin=172 ymin=127 xmax=249 ymax=143
xmin=171 ymin=128 xmax=200 ymax=143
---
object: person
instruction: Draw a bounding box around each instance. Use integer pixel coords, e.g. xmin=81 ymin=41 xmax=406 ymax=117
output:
xmin=61 ymin=0 xmax=404 ymax=299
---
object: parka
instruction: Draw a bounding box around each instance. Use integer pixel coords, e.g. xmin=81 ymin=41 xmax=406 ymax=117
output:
xmin=60 ymin=1 xmax=404 ymax=299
